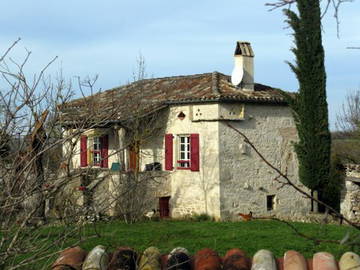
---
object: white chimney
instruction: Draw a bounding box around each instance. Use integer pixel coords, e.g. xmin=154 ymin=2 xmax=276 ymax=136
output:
xmin=231 ymin=41 xmax=254 ymax=91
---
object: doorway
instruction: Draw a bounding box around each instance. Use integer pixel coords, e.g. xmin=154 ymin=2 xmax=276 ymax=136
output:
xmin=159 ymin=196 xmax=170 ymax=219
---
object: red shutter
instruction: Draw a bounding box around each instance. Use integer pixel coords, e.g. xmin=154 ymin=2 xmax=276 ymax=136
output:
xmin=101 ymin=135 xmax=109 ymax=168
xmin=80 ymin=136 xmax=88 ymax=167
xmin=190 ymin=134 xmax=199 ymax=171
xmin=165 ymin=134 xmax=173 ymax=171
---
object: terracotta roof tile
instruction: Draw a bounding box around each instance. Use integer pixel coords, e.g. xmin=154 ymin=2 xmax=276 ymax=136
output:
xmin=59 ymin=72 xmax=287 ymax=125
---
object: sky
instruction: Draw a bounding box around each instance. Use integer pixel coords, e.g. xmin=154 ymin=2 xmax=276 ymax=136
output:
xmin=0 ymin=0 xmax=359 ymax=130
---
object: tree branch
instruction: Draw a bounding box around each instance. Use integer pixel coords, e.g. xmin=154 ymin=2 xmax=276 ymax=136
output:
xmin=225 ymin=121 xmax=360 ymax=230
xmin=265 ymin=0 xmax=354 ymax=37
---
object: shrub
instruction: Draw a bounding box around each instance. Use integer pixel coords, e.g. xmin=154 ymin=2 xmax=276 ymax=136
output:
xmin=191 ymin=213 xmax=212 ymax=222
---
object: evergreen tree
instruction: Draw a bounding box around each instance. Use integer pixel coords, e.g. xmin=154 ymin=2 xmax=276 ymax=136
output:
xmin=322 ymin=153 xmax=345 ymax=212
xmin=282 ymin=0 xmax=332 ymax=194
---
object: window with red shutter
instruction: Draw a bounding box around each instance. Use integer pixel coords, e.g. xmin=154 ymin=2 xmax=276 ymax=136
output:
xmin=177 ymin=135 xmax=190 ymax=169
xmin=81 ymin=133 xmax=109 ymax=168
xmin=80 ymin=136 xmax=88 ymax=167
xmin=172 ymin=133 xmax=200 ymax=171
xmin=165 ymin=134 xmax=173 ymax=171
xmin=92 ymin=137 xmax=102 ymax=166
xmin=190 ymin=134 xmax=200 ymax=171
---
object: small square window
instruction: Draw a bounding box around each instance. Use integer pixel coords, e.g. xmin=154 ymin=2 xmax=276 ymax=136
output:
xmin=267 ymin=195 xmax=276 ymax=211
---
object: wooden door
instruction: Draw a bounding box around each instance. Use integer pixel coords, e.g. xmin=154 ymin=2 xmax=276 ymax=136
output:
xmin=129 ymin=142 xmax=139 ymax=171
xmin=159 ymin=197 xmax=170 ymax=219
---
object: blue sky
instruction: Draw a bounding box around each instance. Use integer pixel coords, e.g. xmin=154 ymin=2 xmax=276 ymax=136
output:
xmin=1 ymin=0 xmax=359 ymax=130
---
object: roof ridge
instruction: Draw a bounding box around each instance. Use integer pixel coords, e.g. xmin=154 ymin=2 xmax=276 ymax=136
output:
xmin=106 ymin=71 xmax=228 ymax=93
xmin=64 ymin=71 xmax=228 ymax=107
xmin=212 ymin=71 xmax=220 ymax=95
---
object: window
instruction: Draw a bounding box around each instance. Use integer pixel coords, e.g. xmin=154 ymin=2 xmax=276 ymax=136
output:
xmin=164 ymin=133 xmax=199 ymax=171
xmin=80 ymin=134 xmax=109 ymax=168
xmin=92 ymin=137 xmax=102 ymax=166
xmin=266 ymin=195 xmax=276 ymax=211
xmin=178 ymin=135 xmax=190 ymax=168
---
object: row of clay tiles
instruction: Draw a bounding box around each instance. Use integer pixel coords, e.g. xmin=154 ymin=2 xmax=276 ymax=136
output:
xmin=52 ymin=246 xmax=360 ymax=270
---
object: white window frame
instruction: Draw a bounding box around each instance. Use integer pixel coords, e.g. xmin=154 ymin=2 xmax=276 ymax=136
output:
xmin=92 ymin=136 xmax=102 ymax=166
xmin=177 ymin=135 xmax=190 ymax=169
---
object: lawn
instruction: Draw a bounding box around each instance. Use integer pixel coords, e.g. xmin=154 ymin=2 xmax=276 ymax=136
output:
xmin=7 ymin=219 xmax=360 ymax=269
xmin=73 ymin=219 xmax=357 ymax=258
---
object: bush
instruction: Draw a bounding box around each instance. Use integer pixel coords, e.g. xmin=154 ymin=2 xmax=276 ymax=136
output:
xmin=191 ymin=213 xmax=213 ymax=222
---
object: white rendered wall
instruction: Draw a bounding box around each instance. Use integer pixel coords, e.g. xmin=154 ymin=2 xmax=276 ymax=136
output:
xmin=63 ymin=128 xmax=120 ymax=170
xmin=141 ymin=105 xmax=221 ymax=219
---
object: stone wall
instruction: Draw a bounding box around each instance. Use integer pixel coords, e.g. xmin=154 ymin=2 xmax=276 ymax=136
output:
xmin=109 ymin=171 xmax=171 ymax=219
xmin=341 ymin=164 xmax=360 ymax=223
xmin=219 ymin=104 xmax=311 ymax=221
xmin=50 ymin=169 xmax=169 ymax=222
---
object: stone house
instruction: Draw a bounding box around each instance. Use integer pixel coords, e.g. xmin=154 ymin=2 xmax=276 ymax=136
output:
xmin=59 ymin=41 xmax=311 ymax=221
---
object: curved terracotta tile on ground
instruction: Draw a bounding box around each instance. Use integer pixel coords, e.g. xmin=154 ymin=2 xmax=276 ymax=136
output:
xmin=277 ymin=257 xmax=284 ymax=270
xmin=284 ymin=250 xmax=307 ymax=270
xmin=82 ymin=245 xmax=109 ymax=270
xmin=107 ymin=247 xmax=138 ymax=270
xmin=50 ymin=245 xmax=360 ymax=270
xmin=223 ymin=248 xmax=251 ymax=270
xmin=339 ymin=252 xmax=360 ymax=270
xmin=251 ymin=249 xmax=276 ymax=270
xmin=52 ymin=246 xmax=87 ymax=270
xmin=139 ymin=247 xmax=162 ymax=270
xmin=313 ymin=252 xmax=337 ymax=270
xmin=161 ymin=254 xmax=169 ymax=270
xmin=170 ymin=248 xmax=190 ymax=257
xmin=194 ymin=248 xmax=222 ymax=270
xmin=307 ymin=258 xmax=313 ymax=270
xmin=167 ymin=250 xmax=192 ymax=270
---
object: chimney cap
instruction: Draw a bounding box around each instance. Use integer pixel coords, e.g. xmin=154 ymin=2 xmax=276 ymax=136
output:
xmin=234 ymin=41 xmax=254 ymax=57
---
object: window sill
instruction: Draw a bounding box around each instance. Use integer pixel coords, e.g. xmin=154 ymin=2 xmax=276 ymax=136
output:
xmin=80 ymin=166 xmax=108 ymax=170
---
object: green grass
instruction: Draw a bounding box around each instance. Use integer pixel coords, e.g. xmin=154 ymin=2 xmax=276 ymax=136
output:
xmin=78 ymin=220 xmax=358 ymax=258
xmin=5 ymin=219 xmax=360 ymax=269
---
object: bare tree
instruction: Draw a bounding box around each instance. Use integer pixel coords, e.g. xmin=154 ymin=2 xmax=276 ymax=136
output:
xmin=333 ymin=90 xmax=360 ymax=164
xmin=107 ymin=55 xmax=166 ymax=223
xmin=266 ymin=0 xmax=354 ymax=36
xmin=56 ymin=53 xmax=167 ymax=224
xmin=0 ymin=39 xmax=109 ymax=269
xmin=336 ymin=90 xmax=360 ymax=134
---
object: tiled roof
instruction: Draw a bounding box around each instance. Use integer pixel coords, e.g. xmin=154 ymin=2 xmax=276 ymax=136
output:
xmin=59 ymin=72 xmax=287 ymax=126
